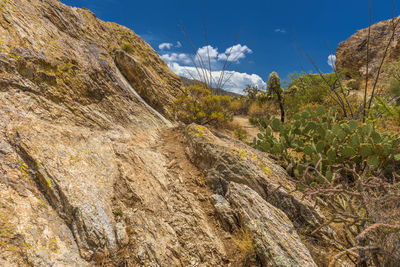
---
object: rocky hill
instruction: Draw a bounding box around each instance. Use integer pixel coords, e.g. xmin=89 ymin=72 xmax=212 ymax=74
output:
xmin=336 ymin=15 xmax=400 ymax=79
xmin=0 ymin=0 xmax=324 ymax=266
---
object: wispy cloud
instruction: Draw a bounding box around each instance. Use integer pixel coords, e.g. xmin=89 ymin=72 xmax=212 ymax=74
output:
xmin=176 ymin=41 xmax=182 ymax=48
xmin=274 ymin=28 xmax=287 ymax=34
xmin=327 ymin=54 xmax=336 ymax=68
xmin=160 ymin=53 xmax=192 ymax=65
xmin=159 ymin=42 xmax=173 ymax=50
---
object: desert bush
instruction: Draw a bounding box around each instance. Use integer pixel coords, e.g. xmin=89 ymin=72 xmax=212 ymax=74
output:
xmin=285 ymin=72 xmax=364 ymax=120
xmin=284 ymin=72 xmax=335 ymax=117
xmin=375 ymin=96 xmax=400 ymax=118
xmin=230 ymin=98 xmax=248 ymax=115
xmin=172 ymin=85 xmax=233 ymax=127
xmin=248 ymin=102 xmax=266 ymax=117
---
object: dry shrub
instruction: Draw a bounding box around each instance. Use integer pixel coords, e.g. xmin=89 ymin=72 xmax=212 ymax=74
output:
xmin=225 ymin=121 xmax=241 ymax=131
xmin=248 ymin=102 xmax=277 ymax=118
xmin=248 ymin=102 xmax=264 ymax=117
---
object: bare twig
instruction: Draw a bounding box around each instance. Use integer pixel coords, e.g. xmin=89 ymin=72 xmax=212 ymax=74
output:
xmin=362 ymin=0 xmax=372 ymax=122
xmin=367 ymin=1 xmax=400 ymax=112
xmin=328 ymin=246 xmax=378 ymax=267
xmin=356 ymin=223 xmax=400 ymax=241
xmin=327 ymin=39 xmax=354 ymax=118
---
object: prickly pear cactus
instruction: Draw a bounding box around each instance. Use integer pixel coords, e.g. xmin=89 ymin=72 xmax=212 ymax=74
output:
xmin=253 ymin=106 xmax=400 ymax=184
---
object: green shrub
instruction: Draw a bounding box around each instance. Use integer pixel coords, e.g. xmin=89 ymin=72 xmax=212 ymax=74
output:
xmin=284 ymin=72 xmax=337 ymax=118
xmin=252 ymin=106 xmax=400 ymax=184
xmin=172 ymin=85 xmax=233 ymax=126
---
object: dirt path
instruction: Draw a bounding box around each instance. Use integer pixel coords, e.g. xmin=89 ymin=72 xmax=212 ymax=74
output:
xmin=154 ymin=127 xmax=245 ymax=266
xmin=232 ymin=116 xmax=260 ymax=142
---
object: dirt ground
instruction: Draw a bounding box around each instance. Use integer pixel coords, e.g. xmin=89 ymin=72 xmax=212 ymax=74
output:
xmin=231 ymin=116 xmax=260 ymax=142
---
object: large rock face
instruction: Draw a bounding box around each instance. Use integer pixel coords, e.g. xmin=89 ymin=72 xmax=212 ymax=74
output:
xmin=0 ymin=0 xmax=317 ymax=266
xmin=336 ymin=15 xmax=400 ymax=78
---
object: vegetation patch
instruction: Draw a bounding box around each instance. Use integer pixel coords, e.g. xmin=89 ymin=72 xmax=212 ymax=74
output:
xmin=172 ymin=85 xmax=233 ymax=127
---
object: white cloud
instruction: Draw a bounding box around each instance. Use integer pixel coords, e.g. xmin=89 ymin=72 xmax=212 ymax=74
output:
xmin=159 ymin=42 xmax=173 ymax=50
xmin=159 ymin=43 xmax=252 ymax=67
xmin=176 ymin=41 xmax=182 ymax=48
xmin=168 ymin=62 xmax=266 ymax=94
xmin=218 ymin=44 xmax=252 ymax=62
xmin=328 ymin=54 xmax=336 ymax=68
xmin=274 ymin=29 xmax=286 ymax=34
xmin=196 ymin=45 xmax=220 ymax=63
xmin=158 ymin=43 xmax=260 ymax=93
xmin=160 ymin=53 xmax=192 ymax=65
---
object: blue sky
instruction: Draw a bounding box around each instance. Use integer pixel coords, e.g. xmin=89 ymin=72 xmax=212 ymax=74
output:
xmin=62 ymin=0 xmax=398 ymax=93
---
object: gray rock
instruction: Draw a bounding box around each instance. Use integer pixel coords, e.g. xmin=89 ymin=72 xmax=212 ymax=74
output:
xmin=211 ymin=194 xmax=238 ymax=231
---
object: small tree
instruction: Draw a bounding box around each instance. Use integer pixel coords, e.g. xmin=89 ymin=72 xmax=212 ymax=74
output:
xmin=267 ymin=72 xmax=285 ymax=122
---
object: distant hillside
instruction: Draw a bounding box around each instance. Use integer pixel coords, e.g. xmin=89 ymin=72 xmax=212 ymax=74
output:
xmin=336 ymin=15 xmax=400 ymax=79
xmin=180 ymin=76 xmax=242 ymax=97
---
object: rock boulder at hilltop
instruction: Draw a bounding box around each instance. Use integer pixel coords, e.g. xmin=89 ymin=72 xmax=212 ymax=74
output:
xmin=0 ymin=0 xmax=318 ymax=266
xmin=336 ymin=15 xmax=400 ymax=79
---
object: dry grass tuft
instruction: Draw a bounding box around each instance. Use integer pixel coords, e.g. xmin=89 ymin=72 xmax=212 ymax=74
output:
xmin=233 ymin=228 xmax=255 ymax=258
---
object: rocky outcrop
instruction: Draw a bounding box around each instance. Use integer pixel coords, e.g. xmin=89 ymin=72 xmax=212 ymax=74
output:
xmin=184 ymin=124 xmax=325 ymax=232
xmin=184 ymin=124 xmax=325 ymax=265
xmin=336 ymin=15 xmax=400 ymax=78
xmin=0 ymin=0 xmax=318 ymax=266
